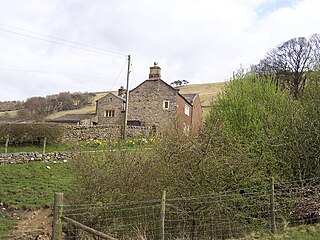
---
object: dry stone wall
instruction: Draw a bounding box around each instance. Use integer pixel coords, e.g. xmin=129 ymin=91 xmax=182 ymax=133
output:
xmin=63 ymin=125 xmax=157 ymax=142
xmin=0 ymin=124 xmax=157 ymax=164
xmin=0 ymin=151 xmax=76 ymax=165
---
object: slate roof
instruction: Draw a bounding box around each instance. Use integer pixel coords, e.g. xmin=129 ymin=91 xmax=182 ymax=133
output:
xmin=181 ymin=93 xmax=197 ymax=105
xmin=46 ymin=114 xmax=96 ymax=123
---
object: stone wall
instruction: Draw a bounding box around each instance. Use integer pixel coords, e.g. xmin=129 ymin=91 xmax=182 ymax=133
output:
xmin=0 ymin=151 xmax=76 ymax=165
xmin=129 ymin=79 xmax=178 ymax=126
xmin=64 ymin=125 xmax=122 ymax=141
xmin=0 ymin=124 xmax=157 ymax=165
xmin=63 ymin=125 xmax=157 ymax=142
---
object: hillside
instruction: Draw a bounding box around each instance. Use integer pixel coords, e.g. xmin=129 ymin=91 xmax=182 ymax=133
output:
xmin=45 ymin=82 xmax=226 ymax=119
xmin=0 ymin=82 xmax=226 ymax=120
xmin=178 ymin=82 xmax=226 ymax=115
xmin=45 ymin=92 xmax=110 ymax=119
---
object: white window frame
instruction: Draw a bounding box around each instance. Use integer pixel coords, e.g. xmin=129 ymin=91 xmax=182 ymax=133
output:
xmin=184 ymin=104 xmax=190 ymax=116
xmin=163 ymin=100 xmax=170 ymax=110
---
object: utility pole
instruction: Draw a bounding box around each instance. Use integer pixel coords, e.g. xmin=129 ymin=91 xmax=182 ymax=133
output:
xmin=123 ymin=55 xmax=131 ymax=139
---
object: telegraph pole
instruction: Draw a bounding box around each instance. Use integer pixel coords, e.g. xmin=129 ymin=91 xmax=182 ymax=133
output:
xmin=123 ymin=55 xmax=131 ymax=139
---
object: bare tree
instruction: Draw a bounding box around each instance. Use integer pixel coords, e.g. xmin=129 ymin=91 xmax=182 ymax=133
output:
xmin=253 ymin=35 xmax=320 ymax=98
xmin=310 ymin=33 xmax=320 ymax=69
xmin=19 ymin=97 xmax=47 ymax=120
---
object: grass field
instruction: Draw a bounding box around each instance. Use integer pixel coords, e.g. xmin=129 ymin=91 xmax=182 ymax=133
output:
xmin=0 ymin=141 xmax=73 ymax=154
xmin=46 ymin=91 xmax=114 ymax=119
xmin=1 ymin=158 xmax=320 ymax=239
xmin=0 ymin=138 xmax=151 ymax=154
xmin=0 ymin=215 xmax=16 ymax=239
xmin=0 ymin=110 xmax=18 ymax=118
xmin=0 ymin=161 xmax=73 ymax=210
xmin=239 ymin=225 xmax=320 ymax=240
xmin=178 ymin=82 xmax=226 ymax=107
xmin=0 ymin=161 xmax=74 ymax=237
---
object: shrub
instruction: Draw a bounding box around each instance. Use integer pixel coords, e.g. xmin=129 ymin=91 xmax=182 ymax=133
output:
xmin=0 ymin=123 xmax=65 ymax=145
xmin=205 ymin=73 xmax=320 ymax=181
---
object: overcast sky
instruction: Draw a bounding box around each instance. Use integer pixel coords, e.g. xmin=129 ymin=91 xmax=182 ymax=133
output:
xmin=0 ymin=0 xmax=319 ymax=101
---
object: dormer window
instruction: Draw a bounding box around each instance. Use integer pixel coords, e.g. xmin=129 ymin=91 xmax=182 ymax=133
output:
xmin=163 ymin=100 xmax=170 ymax=110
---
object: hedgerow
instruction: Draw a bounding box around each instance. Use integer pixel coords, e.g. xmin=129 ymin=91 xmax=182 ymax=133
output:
xmin=0 ymin=123 xmax=65 ymax=145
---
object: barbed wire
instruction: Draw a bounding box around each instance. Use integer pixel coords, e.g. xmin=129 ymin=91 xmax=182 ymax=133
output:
xmin=2 ymin=177 xmax=320 ymax=239
xmin=60 ymin=180 xmax=320 ymax=239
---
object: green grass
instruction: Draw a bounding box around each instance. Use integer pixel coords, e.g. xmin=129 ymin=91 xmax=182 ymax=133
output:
xmin=0 ymin=161 xmax=74 ymax=210
xmin=237 ymin=224 xmax=320 ymax=240
xmin=178 ymin=82 xmax=226 ymax=107
xmin=1 ymin=141 xmax=74 ymax=154
xmin=0 ymin=161 xmax=74 ymax=237
xmin=0 ymin=215 xmax=16 ymax=239
xmin=45 ymin=91 xmax=112 ymax=119
xmin=1 ymin=138 xmax=154 ymax=154
xmin=0 ymin=110 xmax=18 ymax=118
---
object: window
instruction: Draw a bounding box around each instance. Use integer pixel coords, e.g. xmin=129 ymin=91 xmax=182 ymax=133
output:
xmin=184 ymin=104 xmax=190 ymax=116
xmin=163 ymin=100 xmax=170 ymax=110
xmin=104 ymin=110 xmax=115 ymax=117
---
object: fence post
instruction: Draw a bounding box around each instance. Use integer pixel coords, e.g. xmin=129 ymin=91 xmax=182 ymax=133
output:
xmin=4 ymin=135 xmax=9 ymax=159
xmin=42 ymin=137 xmax=47 ymax=156
xmin=270 ymin=177 xmax=276 ymax=234
xmin=160 ymin=190 xmax=166 ymax=240
xmin=52 ymin=192 xmax=64 ymax=240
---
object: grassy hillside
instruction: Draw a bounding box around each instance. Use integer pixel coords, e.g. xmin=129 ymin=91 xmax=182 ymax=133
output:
xmin=0 ymin=110 xmax=18 ymax=118
xmin=45 ymin=82 xmax=226 ymax=119
xmin=45 ymin=91 xmax=116 ymax=119
xmin=0 ymin=82 xmax=226 ymax=120
xmin=178 ymin=82 xmax=226 ymax=106
xmin=178 ymin=82 xmax=226 ymax=116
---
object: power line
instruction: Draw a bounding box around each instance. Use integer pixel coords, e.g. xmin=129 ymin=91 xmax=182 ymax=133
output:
xmin=110 ymin=58 xmax=128 ymax=90
xmin=0 ymin=26 xmax=125 ymax=59
xmin=130 ymin=62 xmax=137 ymax=87
xmin=0 ymin=23 xmax=124 ymax=58
xmin=0 ymin=66 xmax=111 ymax=75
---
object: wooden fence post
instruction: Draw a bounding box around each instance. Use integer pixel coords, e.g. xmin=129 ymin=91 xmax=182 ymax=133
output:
xmin=52 ymin=192 xmax=64 ymax=240
xmin=42 ymin=137 xmax=47 ymax=156
xmin=270 ymin=177 xmax=276 ymax=234
xmin=4 ymin=135 xmax=9 ymax=158
xmin=160 ymin=190 xmax=166 ymax=240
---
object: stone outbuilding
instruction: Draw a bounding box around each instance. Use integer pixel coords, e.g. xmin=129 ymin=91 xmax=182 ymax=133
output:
xmin=96 ymin=92 xmax=126 ymax=126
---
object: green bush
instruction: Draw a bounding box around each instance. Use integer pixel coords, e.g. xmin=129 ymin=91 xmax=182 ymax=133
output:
xmin=0 ymin=123 xmax=66 ymax=145
xmin=205 ymin=73 xmax=320 ymax=181
xmin=69 ymin=149 xmax=164 ymax=204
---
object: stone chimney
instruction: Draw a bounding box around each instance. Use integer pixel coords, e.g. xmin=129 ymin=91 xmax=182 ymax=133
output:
xmin=149 ymin=62 xmax=161 ymax=80
xmin=118 ymin=86 xmax=126 ymax=98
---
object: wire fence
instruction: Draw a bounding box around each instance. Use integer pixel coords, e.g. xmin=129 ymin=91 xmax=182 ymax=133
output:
xmin=60 ymin=177 xmax=320 ymax=240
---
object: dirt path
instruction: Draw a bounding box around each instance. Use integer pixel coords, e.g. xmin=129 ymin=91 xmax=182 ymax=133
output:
xmin=10 ymin=208 xmax=52 ymax=240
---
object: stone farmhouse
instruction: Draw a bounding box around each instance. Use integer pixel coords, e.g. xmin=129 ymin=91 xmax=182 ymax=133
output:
xmin=95 ymin=63 xmax=202 ymax=134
